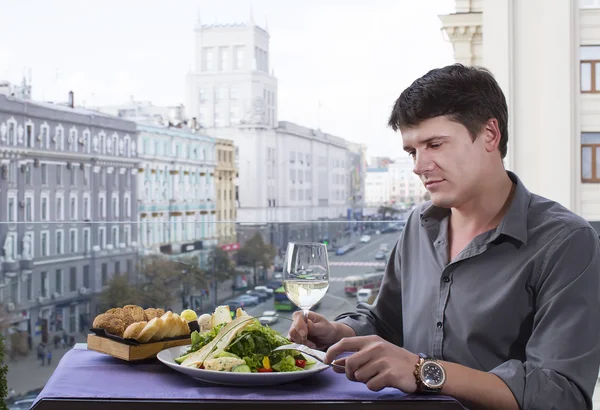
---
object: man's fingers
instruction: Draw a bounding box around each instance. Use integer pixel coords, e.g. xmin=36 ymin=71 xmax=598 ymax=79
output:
xmin=325 ymin=336 xmax=371 ymax=363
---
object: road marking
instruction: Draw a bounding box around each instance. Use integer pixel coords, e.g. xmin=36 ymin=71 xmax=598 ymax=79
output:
xmin=330 ymin=261 xmax=386 ymax=267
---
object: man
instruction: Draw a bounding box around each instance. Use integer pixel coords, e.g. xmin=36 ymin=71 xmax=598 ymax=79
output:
xmin=288 ymin=64 xmax=600 ymax=410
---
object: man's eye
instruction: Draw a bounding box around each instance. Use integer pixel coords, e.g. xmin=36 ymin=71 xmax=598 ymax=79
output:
xmin=430 ymin=143 xmax=441 ymax=149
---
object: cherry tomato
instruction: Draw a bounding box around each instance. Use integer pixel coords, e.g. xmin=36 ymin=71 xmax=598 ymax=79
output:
xmin=257 ymin=367 xmax=273 ymax=373
xmin=295 ymin=359 xmax=306 ymax=368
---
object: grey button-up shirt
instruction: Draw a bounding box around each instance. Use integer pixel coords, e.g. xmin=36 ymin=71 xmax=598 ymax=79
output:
xmin=336 ymin=172 xmax=600 ymax=410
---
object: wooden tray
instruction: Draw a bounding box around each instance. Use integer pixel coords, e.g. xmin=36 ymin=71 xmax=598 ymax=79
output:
xmin=87 ymin=334 xmax=191 ymax=361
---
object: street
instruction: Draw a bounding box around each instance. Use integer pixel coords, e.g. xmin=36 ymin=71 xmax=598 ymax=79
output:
xmin=242 ymin=231 xmax=399 ymax=336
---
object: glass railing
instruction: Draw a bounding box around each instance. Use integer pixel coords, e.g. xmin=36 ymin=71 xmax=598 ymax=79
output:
xmin=1 ymin=218 xmax=409 ymax=399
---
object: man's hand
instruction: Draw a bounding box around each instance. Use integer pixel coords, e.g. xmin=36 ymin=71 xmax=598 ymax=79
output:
xmin=325 ymin=335 xmax=419 ymax=393
xmin=288 ymin=311 xmax=354 ymax=350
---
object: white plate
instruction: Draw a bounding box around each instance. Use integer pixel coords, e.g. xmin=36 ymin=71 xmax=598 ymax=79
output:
xmin=157 ymin=345 xmax=329 ymax=386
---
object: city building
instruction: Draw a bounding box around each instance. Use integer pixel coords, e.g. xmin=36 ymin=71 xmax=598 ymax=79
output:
xmin=184 ymin=14 xmax=365 ymax=249
xmin=365 ymin=168 xmax=390 ymax=207
xmin=136 ymin=124 xmax=217 ymax=267
xmin=215 ymin=138 xmax=238 ymax=246
xmin=439 ymin=0 xmax=600 ymax=232
xmin=347 ymin=142 xmax=367 ymax=220
xmin=0 ymin=93 xmax=138 ymax=346
xmin=388 ymin=157 xmax=427 ymax=205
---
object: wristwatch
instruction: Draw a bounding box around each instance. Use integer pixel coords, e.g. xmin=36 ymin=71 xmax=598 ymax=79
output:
xmin=414 ymin=353 xmax=446 ymax=393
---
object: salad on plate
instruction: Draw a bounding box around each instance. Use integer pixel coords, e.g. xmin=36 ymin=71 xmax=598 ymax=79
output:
xmin=175 ymin=305 xmax=316 ymax=373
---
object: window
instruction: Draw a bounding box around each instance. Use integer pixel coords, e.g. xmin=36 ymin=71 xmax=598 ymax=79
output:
xmin=70 ymin=195 xmax=77 ymax=220
xmin=41 ymin=231 xmax=49 ymax=257
xmin=581 ymin=0 xmax=600 ymax=8
xmin=101 ymin=169 xmax=106 ymax=186
xmin=24 ymin=165 xmax=31 ymax=185
xmin=56 ymin=196 xmax=63 ymax=220
xmin=55 ymin=230 xmax=63 ymax=254
xmin=83 ymin=166 xmax=89 ymax=186
xmin=7 ymin=162 xmax=15 ymax=184
xmin=124 ymin=195 xmax=130 ymax=218
xmin=115 ymin=261 xmax=120 ymax=276
xmin=41 ymin=194 xmax=48 ymax=221
xmin=25 ymin=195 xmax=33 ymax=222
xmin=98 ymin=227 xmax=106 ymax=248
xmin=124 ymin=225 xmax=130 ymax=246
xmin=69 ymin=128 xmax=78 ymax=152
xmin=581 ymin=46 xmax=600 ymax=92
xmin=127 ymin=260 xmax=133 ymax=277
xmin=7 ymin=195 xmax=15 ymax=222
xmin=101 ymin=263 xmax=108 ymax=286
xmin=83 ymin=228 xmax=90 ymax=252
xmin=71 ymin=168 xmax=76 ymax=185
xmin=290 ymin=189 xmax=296 ymax=201
xmin=41 ymin=164 xmax=47 ymax=184
xmin=112 ymin=226 xmax=118 ymax=247
xmin=83 ymin=265 xmax=90 ymax=288
xmin=26 ymin=274 xmax=32 ymax=301
xmin=41 ymin=271 xmax=48 ymax=298
xmin=234 ymin=46 xmax=245 ymax=69
xmin=69 ymin=229 xmax=77 ymax=253
xmin=55 ymin=269 xmax=63 ymax=295
xmin=26 ymin=122 xmax=34 ymax=147
xmin=112 ymin=194 xmax=119 ymax=218
xmin=202 ymin=47 xmax=214 ymax=71
xmin=290 ymin=169 xmax=295 ymax=182
xmin=56 ymin=164 xmax=62 ymax=185
xmin=582 ymin=133 xmax=600 ymax=182
xmin=99 ymin=194 xmax=106 ymax=218
xmin=219 ymin=46 xmax=229 ymax=71
xmin=83 ymin=195 xmax=90 ymax=219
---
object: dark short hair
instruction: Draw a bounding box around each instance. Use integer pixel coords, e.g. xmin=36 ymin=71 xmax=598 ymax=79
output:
xmin=388 ymin=64 xmax=508 ymax=158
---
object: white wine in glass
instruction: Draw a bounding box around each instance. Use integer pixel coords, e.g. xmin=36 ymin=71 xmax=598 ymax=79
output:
xmin=282 ymin=242 xmax=330 ymax=321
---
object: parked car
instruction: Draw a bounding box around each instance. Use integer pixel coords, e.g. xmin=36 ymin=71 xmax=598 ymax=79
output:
xmin=258 ymin=310 xmax=279 ymax=325
xmin=254 ymin=286 xmax=274 ymax=296
xmin=246 ymin=290 xmax=268 ymax=303
xmin=360 ymin=235 xmax=371 ymax=243
xmin=235 ymin=295 xmax=259 ymax=306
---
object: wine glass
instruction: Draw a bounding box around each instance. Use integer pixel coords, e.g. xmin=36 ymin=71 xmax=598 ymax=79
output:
xmin=282 ymin=242 xmax=330 ymax=322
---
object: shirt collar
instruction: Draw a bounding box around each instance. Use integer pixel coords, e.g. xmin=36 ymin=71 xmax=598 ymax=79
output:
xmin=419 ymin=171 xmax=530 ymax=245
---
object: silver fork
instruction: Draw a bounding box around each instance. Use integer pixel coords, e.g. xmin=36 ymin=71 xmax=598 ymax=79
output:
xmin=271 ymin=343 xmax=345 ymax=370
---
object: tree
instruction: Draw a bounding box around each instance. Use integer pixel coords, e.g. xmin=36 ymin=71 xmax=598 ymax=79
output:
xmin=138 ymin=256 xmax=185 ymax=309
xmin=0 ymin=306 xmax=8 ymax=408
xmin=211 ymin=247 xmax=236 ymax=282
xmin=98 ymin=274 xmax=141 ymax=311
xmin=235 ymin=233 xmax=276 ymax=285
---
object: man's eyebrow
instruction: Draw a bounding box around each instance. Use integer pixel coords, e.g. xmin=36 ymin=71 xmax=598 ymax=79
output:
xmin=403 ymin=136 xmax=446 ymax=151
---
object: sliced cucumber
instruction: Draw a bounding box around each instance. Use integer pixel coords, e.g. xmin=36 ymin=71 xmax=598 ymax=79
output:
xmin=175 ymin=353 xmax=191 ymax=364
xmin=231 ymin=364 xmax=251 ymax=373
xmin=216 ymin=351 xmax=241 ymax=359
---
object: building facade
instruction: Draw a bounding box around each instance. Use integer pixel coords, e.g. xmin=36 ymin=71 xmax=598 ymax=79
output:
xmin=184 ymin=15 xmax=366 ymax=250
xmin=388 ymin=157 xmax=427 ymax=205
xmin=440 ymin=0 xmax=600 ymax=231
xmin=215 ymin=138 xmax=237 ymax=246
xmin=136 ymin=124 xmax=217 ymax=267
xmin=365 ymin=168 xmax=390 ymax=207
xmin=0 ymin=94 xmax=138 ymax=345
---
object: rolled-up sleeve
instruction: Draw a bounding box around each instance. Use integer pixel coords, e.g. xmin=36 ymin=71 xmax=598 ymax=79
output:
xmin=334 ymin=235 xmax=405 ymax=347
xmin=489 ymin=227 xmax=600 ymax=410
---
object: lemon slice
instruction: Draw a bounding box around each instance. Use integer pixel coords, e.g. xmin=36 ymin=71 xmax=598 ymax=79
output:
xmin=181 ymin=309 xmax=198 ymax=322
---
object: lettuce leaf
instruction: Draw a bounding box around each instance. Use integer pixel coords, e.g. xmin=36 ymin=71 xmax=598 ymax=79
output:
xmin=186 ymin=323 xmax=226 ymax=354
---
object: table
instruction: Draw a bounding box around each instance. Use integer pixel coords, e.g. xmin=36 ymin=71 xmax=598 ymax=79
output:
xmin=32 ymin=344 xmax=466 ymax=410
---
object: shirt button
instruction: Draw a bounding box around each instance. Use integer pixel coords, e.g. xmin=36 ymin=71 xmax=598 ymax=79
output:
xmin=436 ymin=321 xmax=443 ymax=329
xmin=443 ymin=276 xmax=450 ymax=283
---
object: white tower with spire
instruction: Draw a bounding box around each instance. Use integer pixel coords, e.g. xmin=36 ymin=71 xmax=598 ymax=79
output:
xmin=185 ymin=10 xmax=278 ymax=129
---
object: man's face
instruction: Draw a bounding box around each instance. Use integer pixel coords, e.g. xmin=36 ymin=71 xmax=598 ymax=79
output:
xmin=401 ymin=116 xmax=489 ymax=209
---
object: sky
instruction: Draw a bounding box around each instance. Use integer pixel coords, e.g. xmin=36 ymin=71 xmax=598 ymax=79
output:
xmin=0 ymin=0 xmax=456 ymax=157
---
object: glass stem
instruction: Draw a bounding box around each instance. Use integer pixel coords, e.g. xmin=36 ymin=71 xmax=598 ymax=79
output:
xmin=302 ymin=308 xmax=309 ymax=322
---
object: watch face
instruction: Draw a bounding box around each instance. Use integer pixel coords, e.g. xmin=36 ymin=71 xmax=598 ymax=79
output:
xmin=420 ymin=362 xmax=445 ymax=388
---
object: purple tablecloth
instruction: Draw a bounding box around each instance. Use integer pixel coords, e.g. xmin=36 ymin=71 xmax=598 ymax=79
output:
xmin=33 ymin=345 xmax=465 ymax=407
